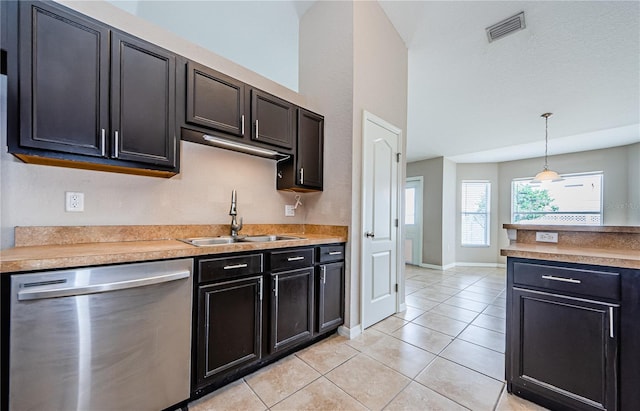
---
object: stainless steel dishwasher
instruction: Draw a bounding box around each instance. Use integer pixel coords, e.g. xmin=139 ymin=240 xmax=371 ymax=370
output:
xmin=8 ymin=258 xmax=193 ymax=411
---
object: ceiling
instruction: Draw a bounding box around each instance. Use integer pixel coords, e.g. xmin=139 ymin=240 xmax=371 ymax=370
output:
xmin=377 ymin=0 xmax=640 ymax=162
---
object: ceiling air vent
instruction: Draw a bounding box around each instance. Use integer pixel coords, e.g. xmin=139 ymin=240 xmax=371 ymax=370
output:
xmin=486 ymin=11 xmax=525 ymax=42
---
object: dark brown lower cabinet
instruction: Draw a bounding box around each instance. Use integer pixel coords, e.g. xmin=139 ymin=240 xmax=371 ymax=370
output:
xmin=507 ymin=258 xmax=620 ymax=411
xmin=195 ymin=275 xmax=263 ymax=392
xmin=317 ymin=262 xmax=345 ymax=334
xmin=269 ymin=268 xmax=314 ymax=353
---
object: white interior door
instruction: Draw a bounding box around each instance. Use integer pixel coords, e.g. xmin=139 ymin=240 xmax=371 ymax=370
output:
xmin=404 ymin=177 xmax=423 ymax=265
xmin=361 ymin=111 xmax=401 ymax=329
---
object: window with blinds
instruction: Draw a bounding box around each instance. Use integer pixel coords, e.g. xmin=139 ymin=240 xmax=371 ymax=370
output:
xmin=461 ymin=181 xmax=490 ymax=246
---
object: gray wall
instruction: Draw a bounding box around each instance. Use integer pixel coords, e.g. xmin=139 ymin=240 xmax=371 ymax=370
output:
xmin=408 ymin=143 xmax=639 ymax=267
xmin=407 ymin=157 xmax=444 ymax=266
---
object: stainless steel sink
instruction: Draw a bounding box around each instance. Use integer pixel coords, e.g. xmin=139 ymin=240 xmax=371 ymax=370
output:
xmin=178 ymin=235 xmax=304 ymax=246
xmin=178 ymin=236 xmax=236 ymax=246
xmin=239 ymin=235 xmax=304 ymax=242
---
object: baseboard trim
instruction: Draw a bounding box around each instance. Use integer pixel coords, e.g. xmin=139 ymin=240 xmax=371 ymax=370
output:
xmin=337 ymin=324 xmax=362 ymax=340
xmin=417 ymin=262 xmax=506 ymax=269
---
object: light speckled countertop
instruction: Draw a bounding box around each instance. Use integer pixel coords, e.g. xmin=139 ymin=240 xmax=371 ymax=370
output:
xmin=501 ymin=224 xmax=640 ymax=269
xmin=0 ymin=224 xmax=348 ymax=274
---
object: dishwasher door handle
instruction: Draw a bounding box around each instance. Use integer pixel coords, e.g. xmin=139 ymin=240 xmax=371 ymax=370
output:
xmin=17 ymin=270 xmax=190 ymax=301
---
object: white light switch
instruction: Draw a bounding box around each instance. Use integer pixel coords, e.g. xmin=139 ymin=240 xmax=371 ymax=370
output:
xmin=536 ymin=232 xmax=558 ymax=243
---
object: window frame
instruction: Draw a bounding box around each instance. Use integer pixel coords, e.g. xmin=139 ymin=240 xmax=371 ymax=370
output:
xmin=460 ymin=180 xmax=491 ymax=247
xmin=511 ymin=171 xmax=604 ymax=225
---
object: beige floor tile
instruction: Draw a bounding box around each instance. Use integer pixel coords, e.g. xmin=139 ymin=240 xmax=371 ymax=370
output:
xmin=271 ymin=377 xmax=368 ymax=411
xmin=361 ymin=334 xmax=436 ymax=378
xmin=393 ymin=305 xmax=426 ymax=321
xmin=296 ymin=335 xmax=359 ymax=374
xmin=405 ymin=295 xmax=439 ymax=311
xmin=244 ymin=356 xmax=321 ymax=407
xmin=188 ymin=379 xmax=266 ymax=411
xmin=495 ymin=389 xmax=550 ymax=411
xmin=464 ymin=285 xmax=502 ymax=298
xmin=483 ymin=304 xmax=507 ymax=319
xmin=458 ymin=324 xmax=506 ymax=353
xmin=471 ymin=313 xmax=506 ymax=334
xmin=391 ymin=322 xmax=453 ymax=354
xmin=430 ymin=304 xmax=480 ymax=323
xmin=455 ymin=290 xmax=500 ymax=304
xmin=416 ymin=357 xmax=504 ymax=411
xmin=439 ymin=339 xmax=505 ymax=381
xmin=442 ymin=297 xmax=489 ymax=313
xmin=412 ymin=311 xmax=469 ymax=337
xmin=345 ymin=328 xmax=387 ymax=352
xmin=371 ymin=315 xmax=409 ymax=334
xmin=428 ymin=284 xmax=462 ymax=296
xmin=326 ymin=354 xmax=410 ymax=410
xmin=410 ymin=288 xmax=453 ymax=303
xmin=384 ymin=381 xmax=468 ymax=411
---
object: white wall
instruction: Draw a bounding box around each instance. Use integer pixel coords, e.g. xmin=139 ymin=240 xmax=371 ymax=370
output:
xmin=108 ymin=0 xmax=300 ymax=91
xmin=628 ymin=143 xmax=640 ymax=225
xmin=0 ymin=0 xmax=317 ymax=248
xmin=442 ymin=158 xmax=457 ymax=268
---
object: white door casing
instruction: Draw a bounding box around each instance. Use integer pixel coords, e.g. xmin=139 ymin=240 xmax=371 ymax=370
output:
xmin=361 ymin=111 xmax=402 ymax=329
xmin=405 ymin=177 xmax=423 ymax=265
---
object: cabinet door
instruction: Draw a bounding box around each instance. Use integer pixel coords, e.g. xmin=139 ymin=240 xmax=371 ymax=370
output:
xmin=297 ymin=109 xmax=324 ymax=190
xmin=196 ymin=276 xmax=262 ymax=388
xmin=510 ymin=288 xmax=618 ymax=411
xmin=251 ymin=89 xmax=295 ymax=150
xmin=111 ymin=31 xmax=177 ymax=167
xmin=186 ymin=61 xmax=247 ymax=138
xmin=270 ymin=268 xmax=314 ymax=353
xmin=317 ymin=262 xmax=344 ymax=334
xmin=17 ymin=1 xmax=109 ymax=157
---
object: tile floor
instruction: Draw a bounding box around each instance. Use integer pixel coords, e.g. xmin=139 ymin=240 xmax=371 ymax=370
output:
xmin=188 ymin=265 xmax=549 ymax=411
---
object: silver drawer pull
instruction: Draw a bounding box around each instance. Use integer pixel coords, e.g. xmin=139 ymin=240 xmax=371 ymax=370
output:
xmin=541 ymin=275 xmax=581 ymax=284
xmin=224 ymin=263 xmax=248 ymax=270
xmin=609 ymin=307 xmax=614 ymax=338
xmin=328 ymin=251 xmax=342 ymax=256
xmin=287 ymin=256 xmax=305 ymax=262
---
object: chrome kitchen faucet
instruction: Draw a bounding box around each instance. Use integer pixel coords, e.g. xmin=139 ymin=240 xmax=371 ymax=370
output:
xmin=229 ymin=190 xmax=243 ymax=237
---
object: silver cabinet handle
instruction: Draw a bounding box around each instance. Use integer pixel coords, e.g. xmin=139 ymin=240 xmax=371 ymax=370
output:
xmin=114 ymin=130 xmax=119 ymax=158
xmin=287 ymin=256 xmax=305 ymax=262
xmin=274 ymin=275 xmax=278 ymax=297
xmin=541 ymin=275 xmax=581 ymax=284
xmin=300 ymin=168 xmax=304 ymax=185
xmin=322 ymin=265 xmax=327 ymax=284
xmin=365 ymin=232 xmax=375 ymax=238
xmin=329 ymin=251 xmax=342 ymax=256
xmin=18 ymin=270 xmax=190 ymax=301
xmin=223 ymin=263 xmax=248 ymax=270
xmin=255 ymin=119 xmax=259 ymax=139
xmin=609 ymin=307 xmax=614 ymax=338
xmin=241 ymin=114 xmax=245 ymax=135
xmin=258 ymin=277 xmax=263 ymax=301
xmin=101 ymin=128 xmax=106 ymax=157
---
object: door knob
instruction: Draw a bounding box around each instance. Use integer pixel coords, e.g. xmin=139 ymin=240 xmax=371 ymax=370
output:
xmin=365 ymin=232 xmax=375 ymax=238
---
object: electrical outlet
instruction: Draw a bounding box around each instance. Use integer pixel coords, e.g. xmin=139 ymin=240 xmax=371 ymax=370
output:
xmin=65 ymin=192 xmax=84 ymax=212
xmin=285 ymin=205 xmax=295 ymax=217
xmin=535 ymin=231 xmax=558 ymax=243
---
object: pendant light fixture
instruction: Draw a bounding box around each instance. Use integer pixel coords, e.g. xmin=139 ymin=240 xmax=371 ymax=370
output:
xmin=532 ymin=112 xmax=563 ymax=183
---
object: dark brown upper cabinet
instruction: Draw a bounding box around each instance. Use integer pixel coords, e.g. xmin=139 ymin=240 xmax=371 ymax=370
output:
xmin=185 ymin=61 xmax=247 ymax=138
xmin=277 ymin=109 xmax=324 ymax=192
xmin=251 ymin=89 xmax=295 ymax=150
xmin=6 ymin=1 xmax=178 ymax=177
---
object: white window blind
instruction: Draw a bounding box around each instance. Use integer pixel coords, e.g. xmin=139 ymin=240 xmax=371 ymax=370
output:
xmin=461 ymin=181 xmax=490 ymax=246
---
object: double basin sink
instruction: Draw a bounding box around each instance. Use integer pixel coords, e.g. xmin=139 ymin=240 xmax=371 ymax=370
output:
xmin=179 ymin=235 xmax=304 ymax=247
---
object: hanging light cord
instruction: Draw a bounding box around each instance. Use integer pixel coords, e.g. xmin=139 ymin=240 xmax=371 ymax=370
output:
xmin=541 ymin=112 xmax=552 ymax=171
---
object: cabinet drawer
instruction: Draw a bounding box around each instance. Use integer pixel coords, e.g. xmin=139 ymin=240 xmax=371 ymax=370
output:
xmin=318 ymin=245 xmax=345 ymax=263
xmin=513 ymin=262 xmax=620 ymax=301
xmin=199 ymin=254 xmax=263 ymax=283
xmin=269 ymin=248 xmax=314 ymax=271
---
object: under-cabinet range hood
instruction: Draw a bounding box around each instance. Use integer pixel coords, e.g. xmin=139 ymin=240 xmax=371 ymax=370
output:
xmin=181 ymin=128 xmax=289 ymax=160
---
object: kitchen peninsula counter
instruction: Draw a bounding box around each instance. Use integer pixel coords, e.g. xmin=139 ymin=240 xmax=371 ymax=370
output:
xmin=500 ymin=224 xmax=640 ymax=269
xmin=0 ymin=224 xmax=348 ymax=273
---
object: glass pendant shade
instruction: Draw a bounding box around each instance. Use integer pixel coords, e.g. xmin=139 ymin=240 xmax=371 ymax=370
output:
xmin=532 ymin=112 xmax=563 ymax=183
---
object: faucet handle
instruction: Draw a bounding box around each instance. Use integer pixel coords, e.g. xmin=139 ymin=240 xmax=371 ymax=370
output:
xmin=237 ymin=217 xmax=243 ymax=232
